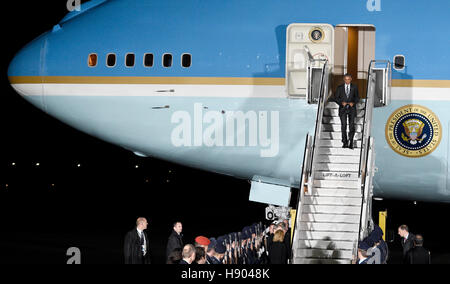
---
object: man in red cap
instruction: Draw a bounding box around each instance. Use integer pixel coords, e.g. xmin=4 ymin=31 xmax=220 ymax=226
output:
xmin=195 ymin=236 xmax=211 ymax=253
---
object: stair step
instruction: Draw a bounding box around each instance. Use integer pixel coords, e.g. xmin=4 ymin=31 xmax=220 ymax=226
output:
xmin=323 ymin=117 xmax=364 ymax=125
xmin=318 ymin=140 xmax=362 ymax=148
xmin=314 ymin=163 xmax=359 ymax=172
xmin=321 ymin=132 xmax=362 ymax=140
xmin=302 ymin=205 xmax=361 ymax=215
xmin=298 ymin=230 xmax=359 ymax=241
xmin=324 ymin=108 xmax=365 ymax=118
xmin=313 ymin=180 xmax=360 ymax=189
xmin=297 ymin=248 xmax=354 ymax=259
xmin=315 ymin=155 xmax=360 ymax=164
xmin=314 ymin=171 xmax=359 ymax=181
xmin=301 ymin=213 xmax=361 ymax=223
xmin=294 ymin=258 xmax=351 ymax=264
xmin=302 ymin=196 xmax=362 ymax=206
xmin=309 ymin=188 xmax=362 ymax=198
xmin=323 ymin=124 xmax=363 ymax=132
xmin=296 ymin=239 xmax=355 ymax=250
xmin=325 ymin=102 xmax=366 ymax=109
xmin=316 ymin=148 xmax=360 ymax=156
xmin=299 ymin=221 xmax=360 ymax=232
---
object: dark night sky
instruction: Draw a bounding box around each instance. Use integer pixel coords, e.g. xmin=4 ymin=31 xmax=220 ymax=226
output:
xmin=1 ymin=1 xmax=449 ymax=264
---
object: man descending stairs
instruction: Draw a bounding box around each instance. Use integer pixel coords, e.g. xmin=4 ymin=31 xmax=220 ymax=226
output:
xmin=293 ymin=101 xmax=366 ymax=264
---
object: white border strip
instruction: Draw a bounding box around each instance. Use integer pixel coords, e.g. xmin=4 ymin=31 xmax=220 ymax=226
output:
xmin=11 ymin=84 xmax=450 ymax=100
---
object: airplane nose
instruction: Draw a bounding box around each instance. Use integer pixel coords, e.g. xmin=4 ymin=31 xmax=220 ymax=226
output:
xmin=8 ymin=33 xmax=47 ymax=111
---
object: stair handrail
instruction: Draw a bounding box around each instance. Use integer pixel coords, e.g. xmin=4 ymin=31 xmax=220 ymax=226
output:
xmin=291 ymin=134 xmax=312 ymax=262
xmin=353 ymin=60 xmax=390 ymax=261
xmin=291 ymin=59 xmax=329 ymax=263
xmin=308 ymin=59 xmax=330 ymax=174
xmin=352 ymin=136 xmax=375 ymax=262
xmin=358 ymin=60 xmax=390 ymax=178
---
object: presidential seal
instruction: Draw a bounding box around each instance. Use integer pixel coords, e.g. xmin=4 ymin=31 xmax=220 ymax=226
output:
xmin=385 ymin=105 xmax=442 ymax=158
xmin=309 ymin=27 xmax=325 ymax=43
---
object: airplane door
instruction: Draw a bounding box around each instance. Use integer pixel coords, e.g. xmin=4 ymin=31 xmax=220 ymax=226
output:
xmin=334 ymin=25 xmax=376 ymax=98
xmin=286 ymin=24 xmax=334 ymax=99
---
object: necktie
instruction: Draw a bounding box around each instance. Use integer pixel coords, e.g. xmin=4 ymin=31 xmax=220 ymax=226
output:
xmin=140 ymin=232 xmax=146 ymax=255
xmin=346 ymin=85 xmax=350 ymax=98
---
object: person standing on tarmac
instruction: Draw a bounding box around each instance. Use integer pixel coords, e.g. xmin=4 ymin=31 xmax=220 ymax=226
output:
xmin=398 ymin=225 xmax=415 ymax=263
xmin=166 ymin=222 xmax=184 ymax=261
xmin=268 ymin=230 xmax=288 ymax=264
xmin=123 ymin=217 xmax=151 ymax=264
xmin=406 ymin=235 xmax=431 ymax=264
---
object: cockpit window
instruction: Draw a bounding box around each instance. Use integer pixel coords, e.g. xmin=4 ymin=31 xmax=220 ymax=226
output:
xmin=88 ymin=53 xmax=98 ymax=67
xmin=107 ymin=53 xmax=116 ymax=67
xmin=126 ymin=53 xmax=135 ymax=67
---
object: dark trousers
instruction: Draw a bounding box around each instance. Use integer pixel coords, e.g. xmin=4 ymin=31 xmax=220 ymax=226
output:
xmin=339 ymin=106 xmax=357 ymax=144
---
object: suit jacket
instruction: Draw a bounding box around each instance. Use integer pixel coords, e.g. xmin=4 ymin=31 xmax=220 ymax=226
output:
xmin=332 ymin=83 xmax=360 ymax=115
xmin=206 ymin=254 xmax=214 ymax=264
xmin=179 ymin=259 xmax=190 ymax=265
xmin=401 ymin=233 xmax=415 ymax=262
xmin=210 ymin=256 xmax=223 ymax=264
xmin=124 ymin=229 xmax=151 ymax=264
xmin=166 ymin=230 xmax=184 ymax=260
xmin=406 ymin=246 xmax=430 ymax=264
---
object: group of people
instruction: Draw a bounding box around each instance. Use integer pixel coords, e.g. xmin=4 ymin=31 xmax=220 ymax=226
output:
xmin=354 ymin=224 xmax=389 ymax=264
xmin=124 ymin=218 xmax=431 ymax=265
xmin=166 ymin=220 xmax=293 ymax=265
xmin=397 ymin=225 xmax=431 ymax=264
xmin=354 ymin=224 xmax=431 ymax=264
xmin=122 ymin=217 xmax=294 ymax=264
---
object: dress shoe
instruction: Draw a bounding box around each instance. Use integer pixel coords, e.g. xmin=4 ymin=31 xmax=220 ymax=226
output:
xmin=342 ymin=142 xmax=348 ymax=148
xmin=349 ymin=143 xmax=354 ymax=150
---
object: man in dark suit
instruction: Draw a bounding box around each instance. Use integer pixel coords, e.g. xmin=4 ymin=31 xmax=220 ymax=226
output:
xmin=406 ymin=234 xmax=431 ymax=264
xmin=166 ymin=221 xmax=184 ymax=261
xmin=331 ymin=74 xmax=360 ymax=149
xmin=179 ymin=244 xmax=196 ymax=265
xmin=124 ymin=217 xmax=151 ymax=264
xmin=398 ymin=224 xmax=415 ymax=264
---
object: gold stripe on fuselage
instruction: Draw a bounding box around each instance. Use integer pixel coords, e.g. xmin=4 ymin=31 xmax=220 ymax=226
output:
xmin=8 ymin=76 xmax=285 ymax=86
xmin=8 ymin=76 xmax=450 ymax=88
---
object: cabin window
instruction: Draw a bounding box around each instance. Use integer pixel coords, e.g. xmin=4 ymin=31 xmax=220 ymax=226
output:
xmin=107 ymin=53 xmax=116 ymax=67
xmin=144 ymin=53 xmax=154 ymax=67
xmin=181 ymin=53 xmax=192 ymax=68
xmin=126 ymin=53 xmax=135 ymax=67
xmin=393 ymin=55 xmax=405 ymax=70
xmin=88 ymin=53 xmax=98 ymax=67
xmin=163 ymin=53 xmax=173 ymax=68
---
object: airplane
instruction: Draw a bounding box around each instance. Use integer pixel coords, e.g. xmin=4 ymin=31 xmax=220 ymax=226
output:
xmin=7 ymin=0 xmax=450 ymax=210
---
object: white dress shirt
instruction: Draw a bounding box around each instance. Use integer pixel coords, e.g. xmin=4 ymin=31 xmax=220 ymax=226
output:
xmin=137 ymin=229 xmax=147 ymax=256
xmin=345 ymin=84 xmax=351 ymax=97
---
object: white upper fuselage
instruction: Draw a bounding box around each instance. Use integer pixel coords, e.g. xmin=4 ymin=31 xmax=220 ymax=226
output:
xmin=8 ymin=0 xmax=450 ymax=202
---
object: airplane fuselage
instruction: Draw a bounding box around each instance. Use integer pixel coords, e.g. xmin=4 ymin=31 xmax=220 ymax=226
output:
xmin=8 ymin=0 xmax=450 ymax=202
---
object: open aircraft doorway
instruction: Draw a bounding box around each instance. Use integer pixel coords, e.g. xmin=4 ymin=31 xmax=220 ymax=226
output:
xmin=334 ymin=24 xmax=376 ymax=97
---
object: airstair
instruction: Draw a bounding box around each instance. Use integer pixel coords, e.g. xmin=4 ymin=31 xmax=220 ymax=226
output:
xmin=291 ymin=60 xmax=391 ymax=264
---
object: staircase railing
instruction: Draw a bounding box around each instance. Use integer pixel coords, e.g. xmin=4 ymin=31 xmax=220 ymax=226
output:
xmin=291 ymin=134 xmax=312 ymax=262
xmin=358 ymin=60 xmax=390 ymax=178
xmin=308 ymin=59 xmax=330 ymax=174
xmin=291 ymin=59 xmax=330 ymax=263
xmin=353 ymin=60 xmax=387 ymax=260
